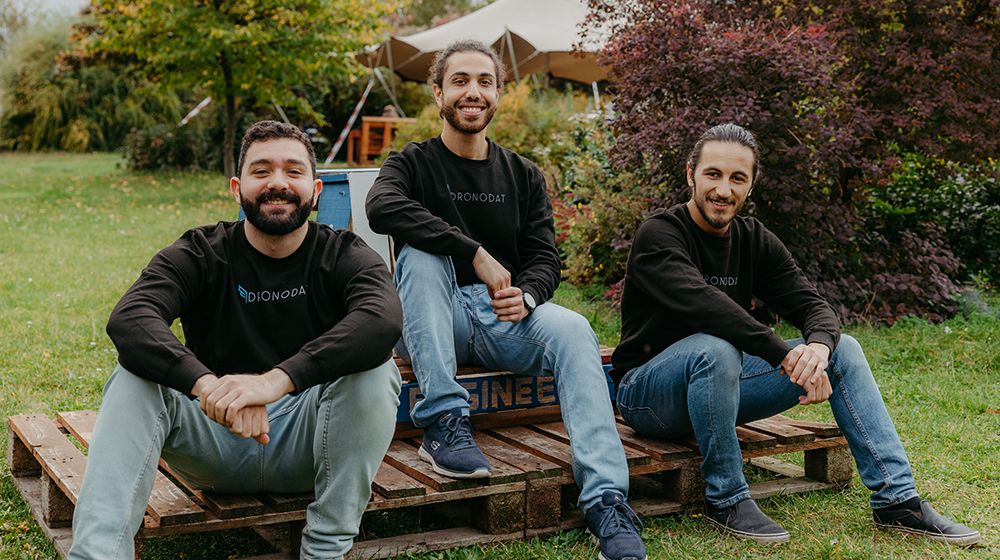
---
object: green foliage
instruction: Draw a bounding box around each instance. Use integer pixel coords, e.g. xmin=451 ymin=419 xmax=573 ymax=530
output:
xmin=390 ymin=82 xmax=588 ymax=165
xmin=1 ymin=153 xmax=999 ymax=559
xmin=0 ymin=17 xmax=182 ymax=152
xmin=73 ymin=0 xmax=399 ymax=175
xmin=549 ymin=118 xmax=646 ymax=287
xmin=873 ymin=155 xmax=1000 ymax=282
xmin=122 ymin=103 xmax=259 ymax=172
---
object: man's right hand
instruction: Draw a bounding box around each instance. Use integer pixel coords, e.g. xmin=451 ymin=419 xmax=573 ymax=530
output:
xmin=472 ymin=246 xmax=511 ymax=298
xmin=192 ymin=370 xmax=294 ymax=444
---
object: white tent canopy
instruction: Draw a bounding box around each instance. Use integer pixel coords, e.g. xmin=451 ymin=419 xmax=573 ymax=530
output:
xmin=357 ymin=0 xmax=609 ymax=84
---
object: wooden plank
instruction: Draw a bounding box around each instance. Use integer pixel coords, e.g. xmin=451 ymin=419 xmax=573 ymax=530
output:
xmin=529 ymin=422 xmax=650 ymax=467
xmin=749 ymin=456 xmax=805 ymax=478
xmin=394 ymin=405 xmax=564 ymax=439
xmin=773 ymin=415 xmax=842 ymax=437
xmin=467 ymin=433 xmax=527 ymax=485
xmin=347 ymin=526 xmax=521 ymax=560
xmin=475 ymin=433 xmax=562 ymax=480
xmin=7 ymin=418 xmax=41 ymax=477
xmin=382 ymin=440 xmax=479 ymax=492
xmin=735 ymin=425 xmax=777 ymax=450
xmin=195 ymin=491 xmax=266 ymax=520
xmin=57 ymin=409 xmax=206 ymax=527
xmin=616 ymin=424 xmax=697 ymax=462
xmin=9 ymin=474 xmax=75 ymax=559
xmin=745 ymin=417 xmax=815 ymax=444
xmin=257 ymin=492 xmax=314 ymax=513
xmin=486 ymin=426 xmax=573 ymax=472
xmin=372 ymin=461 xmax=426 ymax=499
xmin=9 ymin=414 xmax=87 ymax=505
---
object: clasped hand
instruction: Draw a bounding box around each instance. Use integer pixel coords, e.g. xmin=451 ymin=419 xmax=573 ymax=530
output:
xmin=472 ymin=247 xmax=528 ymax=323
xmin=779 ymin=342 xmax=832 ymax=405
xmin=192 ymin=369 xmax=294 ymax=444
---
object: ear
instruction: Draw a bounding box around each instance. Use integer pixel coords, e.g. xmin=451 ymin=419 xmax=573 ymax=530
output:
xmin=686 ymin=163 xmax=694 ymax=187
xmin=312 ymin=177 xmax=323 ymax=211
xmin=230 ymin=176 xmax=242 ymax=205
xmin=433 ymin=83 xmax=443 ymax=109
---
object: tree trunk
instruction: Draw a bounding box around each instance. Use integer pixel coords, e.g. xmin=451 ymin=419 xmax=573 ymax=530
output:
xmin=222 ymin=51 xmax=236 ymax=177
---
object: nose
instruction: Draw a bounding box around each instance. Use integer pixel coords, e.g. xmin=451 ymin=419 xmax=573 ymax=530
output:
xmin=267 ymin=170 xmax=290 ymax=190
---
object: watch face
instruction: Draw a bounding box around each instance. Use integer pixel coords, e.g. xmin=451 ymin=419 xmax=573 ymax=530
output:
xmin=523 ymin=293 xmax=536 ymax=310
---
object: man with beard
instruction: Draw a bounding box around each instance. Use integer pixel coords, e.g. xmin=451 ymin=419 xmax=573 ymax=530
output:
xmin=366 ymin=40 xmax=647 ymax=560
xmin=611 ymin=123 xmax=981 ymax=546
xmin=69 ymin=121 xmax=404 ymax=560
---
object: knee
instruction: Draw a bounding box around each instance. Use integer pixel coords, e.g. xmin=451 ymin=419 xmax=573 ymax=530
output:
xmin=686 ymin=335 xmax=742 ymax=379
xmin=337 ymin=359 xmax=402 ymax=411
xmin=830 ymin=334 xmax=871 ymax=374
xmin=396 ymin=246 xmax=449 ymax=278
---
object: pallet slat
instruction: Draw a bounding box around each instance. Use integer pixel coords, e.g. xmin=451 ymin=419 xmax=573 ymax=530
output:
xmin=56 ymin=409 xmax=206 ymax=526
xmin=745 ymin=417 xmax=816 ymax=444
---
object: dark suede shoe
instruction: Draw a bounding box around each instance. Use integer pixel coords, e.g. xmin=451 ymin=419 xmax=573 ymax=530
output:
xmin=704 ymin=498 xmax=790 ymax=544
xmin=874 ymin=499 xmax=980 ymax=546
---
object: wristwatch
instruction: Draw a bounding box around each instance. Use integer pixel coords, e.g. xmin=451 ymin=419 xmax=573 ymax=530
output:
xmin=522 ymin=292 xmax=536 ymax=315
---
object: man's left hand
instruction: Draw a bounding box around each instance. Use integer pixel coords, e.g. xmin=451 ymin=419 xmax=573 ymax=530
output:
xmin=197 ymin=369 xmax=295 ymax=443
xmin=491 ymin=286 xmax=529 ymax=323
xmin=780 ymin=342 xmax=832 ymax=405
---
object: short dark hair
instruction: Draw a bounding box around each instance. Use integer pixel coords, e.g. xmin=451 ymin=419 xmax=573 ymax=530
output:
xmin=428 ymin=39 xmax=507 ymax=90
xmin=687 ymin=123 xmax=761 ymax=184
xmin=237 ymin=120 xmax=316 ymax=179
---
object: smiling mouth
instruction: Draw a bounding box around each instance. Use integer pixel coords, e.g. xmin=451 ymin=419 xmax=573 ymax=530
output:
xmin=459 ymin=106 xmax=485 ymax=116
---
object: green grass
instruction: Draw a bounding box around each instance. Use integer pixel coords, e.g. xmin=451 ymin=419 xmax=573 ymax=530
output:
xmin=2 ymin=153 xmax=998 ymax=559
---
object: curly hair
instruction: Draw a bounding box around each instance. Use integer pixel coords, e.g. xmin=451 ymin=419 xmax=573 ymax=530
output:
xmin=237 ymin=120 xmax=316 ymax=179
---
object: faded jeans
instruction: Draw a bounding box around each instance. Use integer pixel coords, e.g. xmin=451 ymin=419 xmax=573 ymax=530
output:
xmin=616 ymin=333 xmax=917 ymax=509
xmin=68 ymin=359 xmax=401 ymax=560
xmin=393 ymin=246 xmax=629 ymax=511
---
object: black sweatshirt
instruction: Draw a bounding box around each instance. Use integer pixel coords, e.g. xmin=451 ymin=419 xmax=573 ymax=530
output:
xmin=610 ymin=204 xmax=840 ymax=387
xmin=107 ymin=221 xmax=403 ymax=397
xmin=365 ymin=136 xmax=561 ymax=305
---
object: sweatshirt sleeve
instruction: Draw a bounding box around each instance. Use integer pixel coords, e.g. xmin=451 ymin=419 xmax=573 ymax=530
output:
xmin=752 ymin=229 xmax=840 ymax=354
xmin=513 ymin=164 xmax=561 ymax=304
xmin=366 ymin=148 xmax=481 ymax=262
xmin=629 ymin=218 xmax=793 ymax=366
xmin=276 ymin=232 xmax=403 ymax=392
xmin=106 ymin=232 xmax=215 ymax=396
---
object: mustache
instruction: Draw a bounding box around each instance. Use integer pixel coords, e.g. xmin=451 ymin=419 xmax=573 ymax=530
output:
xmin=254 ymin=189 xmax=302 ymax=205
xmin=706 ymin=194 xmax=735 ymax=205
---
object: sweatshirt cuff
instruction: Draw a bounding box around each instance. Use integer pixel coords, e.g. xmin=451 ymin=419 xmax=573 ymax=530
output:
xmin=277 ymin=351 xmax=323 ymax=395
xmin=806 ymin=332 xmax=839 ymax=355
xmin=757 ymin=336 xmax=794 ymax=368
xmin=165 ymin=355 xmax=214 ymax=398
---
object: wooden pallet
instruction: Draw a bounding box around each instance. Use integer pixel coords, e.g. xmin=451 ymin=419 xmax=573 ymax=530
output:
xmin=8 ymin=403 xmax=852 ymax=559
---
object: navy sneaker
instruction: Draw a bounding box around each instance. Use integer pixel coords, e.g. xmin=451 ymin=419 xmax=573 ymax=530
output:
xmin=704 ymin=498 xmax=790 ymax=544
xmin=874 ymin=498 xmax=981 ymax=546
xmin=585 ymin=490 xmax=647 ymax=560
xmin=418 ymin=408 xmax=490 ymax=479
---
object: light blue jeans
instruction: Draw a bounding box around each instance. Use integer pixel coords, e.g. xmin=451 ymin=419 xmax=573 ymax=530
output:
xmin=393 ymin=246 xmax=629 ymax=511
xmin=616 ymin=333 xmax=917 ymax=509
xmin=68 ymin=359 xmax=401 ymax=560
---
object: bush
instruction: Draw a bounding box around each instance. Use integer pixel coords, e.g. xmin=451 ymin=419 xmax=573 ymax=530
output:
xmin=874 ymin=155 xmax=1000 ymax=282
xmin=0 ymin=17 xmax=182 ymax=152
xmin=581 ymin=0 xmax=968 ymax=324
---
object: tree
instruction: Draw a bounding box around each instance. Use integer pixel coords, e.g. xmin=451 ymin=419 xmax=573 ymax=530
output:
xmin=1 ymin=17 xmax=183 ymax=152
xmin=0 ymin=0 xmax=27 ymax=58
xmin=71 ymin=0 xmax=398 ymax=176
xmin=581 ymin=0 xmax=966 ymax=323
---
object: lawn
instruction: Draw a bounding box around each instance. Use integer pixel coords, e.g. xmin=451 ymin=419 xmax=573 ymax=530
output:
xmin=1 ymin=152 xmax=998 ymax=559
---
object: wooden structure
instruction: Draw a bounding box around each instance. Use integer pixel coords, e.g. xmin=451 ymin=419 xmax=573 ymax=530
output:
xmin=346 ymin=116 xmax=417 ymax=167
xmin=8 ymin=351 xmax=853 ymax=559
xmin=7 ymin=170 xmax=854 ymax=559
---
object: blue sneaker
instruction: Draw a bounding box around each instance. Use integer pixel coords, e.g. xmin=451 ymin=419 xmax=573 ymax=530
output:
xmin=418 ymin=408 xmax=490 ymax=478
xmin=586 ymin=490 xmax=647 ymax=560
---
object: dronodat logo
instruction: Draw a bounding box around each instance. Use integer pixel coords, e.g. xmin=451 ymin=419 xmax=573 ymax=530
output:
xmin=238 ymin=284 xmax=307 ymax=303
xmin=704 ymin=274 xmax=738 ymax=287
xmin=447 ymin=183 xmax=505 ymax=203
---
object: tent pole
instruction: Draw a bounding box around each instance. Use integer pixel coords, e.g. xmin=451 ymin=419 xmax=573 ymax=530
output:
xmin=384 ymin=38 xmax=398 ymax=104
xmin=592 ymin=81 xmax=601 ymax=111
xmin=374 ymin=68 xmax=406 ymax=118
xmin=503 ymin=26 xmax=521 ymax=83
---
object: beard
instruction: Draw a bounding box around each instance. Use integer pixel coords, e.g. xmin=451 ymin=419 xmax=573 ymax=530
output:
xmin=241 ymin=188 xmax=314 ymax=237
xmin=440 ymin=101 xmax=496 ymax=134
xmin=692 ymin=179 xmax=746 ymax=230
